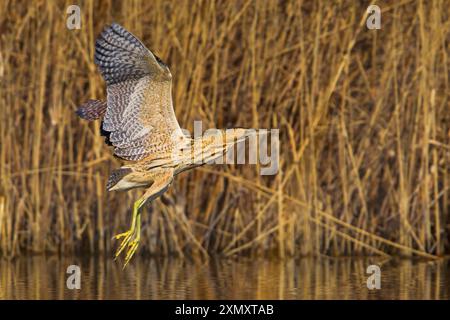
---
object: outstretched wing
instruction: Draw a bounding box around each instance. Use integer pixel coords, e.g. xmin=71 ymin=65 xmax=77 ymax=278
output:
xmin=94 ymin=23 xmax=185 ymax=161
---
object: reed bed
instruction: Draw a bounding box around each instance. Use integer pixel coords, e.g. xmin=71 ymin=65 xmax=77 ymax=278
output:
xmin=0 ymin=0 xmax=449 ymax=258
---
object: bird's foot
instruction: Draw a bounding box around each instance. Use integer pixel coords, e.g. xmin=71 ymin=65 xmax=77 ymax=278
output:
xmin=113 ymin=229 xmax=135 ymax=261
xmin=113 ymin=199 xmax=143 ymax=268
xmin=123 ymin=237 xmax=140 ymax=268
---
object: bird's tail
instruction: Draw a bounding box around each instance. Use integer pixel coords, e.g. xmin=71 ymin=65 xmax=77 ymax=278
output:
xmin=76 ymin=99 xmax=107 ymax=120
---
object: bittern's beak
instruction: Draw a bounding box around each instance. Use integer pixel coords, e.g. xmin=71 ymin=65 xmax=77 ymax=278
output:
xmin=226 ymin=128 xmax=249 ymax=144
xmin=236 ymin=128 xmax=258 ymax=143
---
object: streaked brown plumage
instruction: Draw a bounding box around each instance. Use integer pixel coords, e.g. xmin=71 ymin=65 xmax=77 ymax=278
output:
xmin=76 ymin=23 xmax=250 ymax=266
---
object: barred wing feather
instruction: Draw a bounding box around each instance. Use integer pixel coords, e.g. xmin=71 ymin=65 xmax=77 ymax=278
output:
xmin=94 ymin=23 xmax=185 ymax=161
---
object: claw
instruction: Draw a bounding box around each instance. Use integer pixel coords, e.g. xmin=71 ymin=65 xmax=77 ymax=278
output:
xmin=113 ymin=198 xmax=143 ymax=268
xmin=113 ymin=230 xmax=134 ymax=259
xmin=123 ymin=238 xmax=140 ymax=268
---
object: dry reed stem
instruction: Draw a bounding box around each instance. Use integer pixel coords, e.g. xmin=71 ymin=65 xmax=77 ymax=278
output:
xmin=0 ymin=0 xmax=448 ymax=258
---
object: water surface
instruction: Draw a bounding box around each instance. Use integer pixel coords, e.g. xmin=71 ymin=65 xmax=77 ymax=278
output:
xmin=0 ymin=256 xmax=448 ymax=299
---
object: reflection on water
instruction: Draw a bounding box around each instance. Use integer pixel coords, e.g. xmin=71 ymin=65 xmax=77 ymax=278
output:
xmin=0 ymin=256 xmax=448 ymax=299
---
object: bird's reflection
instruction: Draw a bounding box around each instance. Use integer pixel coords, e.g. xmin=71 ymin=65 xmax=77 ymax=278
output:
xmin=0 ymin=256 xmax=448 ymax=299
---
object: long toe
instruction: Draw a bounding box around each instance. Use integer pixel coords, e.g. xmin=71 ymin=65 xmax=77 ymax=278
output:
xmin=123 ymin=239 xmax=140 ymax=268
xmin=114 ymin=230 xmax=134 ymax=259
xmin=113 ymin=231 xmax=131 ymax=240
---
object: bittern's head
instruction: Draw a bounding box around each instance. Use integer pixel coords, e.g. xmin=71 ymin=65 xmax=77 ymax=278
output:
xmin=192 ymin=128 xmax=252 ymax=163
xmin=178 ymin=128 xmax=257 ymax=169
xmin=224 ymin=128 xmax=249 ymax=143
xmin=206 ymin=128 xmax=253 ymax=148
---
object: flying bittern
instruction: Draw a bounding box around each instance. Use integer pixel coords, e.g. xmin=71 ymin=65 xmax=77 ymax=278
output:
xmin=76 ymin=23 xmax=250 ymax=266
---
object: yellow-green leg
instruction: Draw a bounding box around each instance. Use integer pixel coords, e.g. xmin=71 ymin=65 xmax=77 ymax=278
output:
xmin=113 ymin=198 xmax=144 ymax=265
xmin=124 ymin=212 xmax=141 ymax=267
